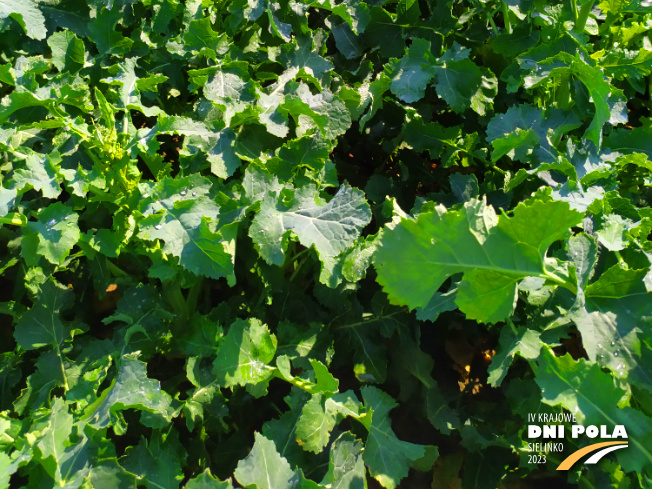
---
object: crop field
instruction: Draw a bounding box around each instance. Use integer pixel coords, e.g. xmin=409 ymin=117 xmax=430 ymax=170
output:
xmin=1 ymin=0 xmax=651 ymax=487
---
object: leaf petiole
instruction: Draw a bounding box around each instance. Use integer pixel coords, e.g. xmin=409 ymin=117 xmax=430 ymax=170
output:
xmin=501 ymin=2 xmax=512 ymax=34
xmin=0 ymin=213 xmax=27 ymax=227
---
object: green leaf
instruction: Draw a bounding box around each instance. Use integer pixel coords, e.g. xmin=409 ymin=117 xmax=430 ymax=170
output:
xmin=250 ymin=184 xmax=371 ymax=266
xmin=586 ymin=265 xmax=649 ymax=299
xmin=434 ymin=58 xmax=497 ymax=115
xmin=320 ymin=432 xmax=366 ymax=489
xmin=186 ymin=469 xmax=234 ymax=489
xmin=361 ymin=386 xmax=432 ymax=489
xmin=0 ymin=451 xmax=11 ymax=488
xmin=600 ymin=48 xmax=652 ymax=88
xmin=595 ymin=214 xmax=637 ymax=251
xmin=486 ymin=105 xmax=580 ymax=164
xmin=136 ymin=73 xmax=168 ymax=92
xmin=487 ymin=326 xmax=541 ymax=387
xmin=388 ymin=38 xmax=436 ymax=103
xmin=284 ymin=84 xmax=351 ymax=140
xmin=536 ymin=349 xmax=652 ymax=474
xmin=34 ymin=398 xmax=73 ymax=482
xmin=326 ymin=15 xmax=362 ymax=60
xmin=402 ymin=118 xmax=478 ymax=167
xmin=359 ymin=72 xmax=391 ymax=128
xmin=86 ymin=355 xmax=174 ymax=431
xmin=137 ymin=175 xmax=235 ymax=281
xmin=295 ymin=391 xmax=361 ymax=453
xmin=11 ymin=153 xmax=62 ymax=199
xmin=571 ymin=287 xmax=652 ymax=391
xmin=202 ymin=63 xmax=255 ymax=125
xmin=606 ymin=120 xmax=652 ymax=158
xmin=374 ymin=199 xmax=583 ymax=323
xmin=0 ymin=0 xmax=47 ymax=39
xmin=101 ymin=58 xmax=146 ymax=114
xmin=22 ymin=202 xmax=80 ymax=266
xmin=122 ymin=433 xmax=184 ymax=489
xmin=87 ymin=7 xmax=133 ymax=56
xmin=213 ymin=318 xmax=277 ymax=390
xmin=47 ymin=30 xmax=85 ymax=72
xmin=234 ymin=432 xmax=297 ymax=489
xmin=88 ymin=460 xmax=138 ymax=489
xmin=425 ymin=382 xmax=459 ymax=434
xmin=14 ymin=280 xmax=74 ymax=351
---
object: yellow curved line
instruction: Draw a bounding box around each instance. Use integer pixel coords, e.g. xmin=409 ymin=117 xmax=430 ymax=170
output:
xmin=557 ymin=441 xmax=628 ymax=470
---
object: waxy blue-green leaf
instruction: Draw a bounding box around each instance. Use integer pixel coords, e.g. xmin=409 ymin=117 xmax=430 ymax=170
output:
xmin=320 ymin=432 xmax=366 ymax=489
xmin=569 ymin=262 xmax=652 ymax=390
xmin=0 ymin=0 xmax=46 ymax=39
xmin=326 ymin=15 xmax=362 ymax=60
xmin=595 ymin=214 xmax=637 ymax=251
xmin=284 ymin=84 xmax=351 ymax=139
xmin=278 ymin=36 xmax=334 ymax=91
xmin=137 ymin=175 xmax=235 ymax=281
xmin=388 ymin=38 xmax=436 ymax=103
xmin=250 ymin=184 xmax=371 ymax=266
xmin=234 ymin=432 xmax=297 ymax=489
xmin=203 ymin=63 xmax=256 ymax=125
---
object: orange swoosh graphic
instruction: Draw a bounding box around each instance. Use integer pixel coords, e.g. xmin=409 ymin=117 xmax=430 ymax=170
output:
xmin=557 ymin=441 xmax=628 ymax=470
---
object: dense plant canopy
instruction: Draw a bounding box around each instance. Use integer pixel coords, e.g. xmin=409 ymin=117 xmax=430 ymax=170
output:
xmin=1 ymin=0 xmax=651 ymax=487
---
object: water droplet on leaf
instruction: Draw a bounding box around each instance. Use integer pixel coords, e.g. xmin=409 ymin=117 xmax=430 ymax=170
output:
xmin=155 ymin=224 xmax=163 ymax=230
xmin=180 ymin=188 xmax=188 ymax=196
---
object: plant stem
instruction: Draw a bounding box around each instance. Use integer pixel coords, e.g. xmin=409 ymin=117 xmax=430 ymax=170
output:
xmin=163 ymin=278 xmax=189 ymax=322
xmin=570 ymin=0 xmax=579 ymax=21
xmin=614 ymin=251 xmax=628 ymax=269
xmin=289 ymin=257 xmax=307 ymax=282
xmin=542 ymin=269 xmax=577 ymax=295
xmin=574 ymin=0 xmax=593 ymax=33
xmin=487 ymin=12 xmax=500 ymax=36
xmin=501 ymin=2 xmax=512 ymax=34
xmin=55 ymin=343 xmax=70 ymax=391
xmin=186 ymin=278 xmax=204 ymax=315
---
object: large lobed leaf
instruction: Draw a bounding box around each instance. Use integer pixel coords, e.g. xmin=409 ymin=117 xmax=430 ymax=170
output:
xmin=374 ymin=199 xmax=583 ymax=323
